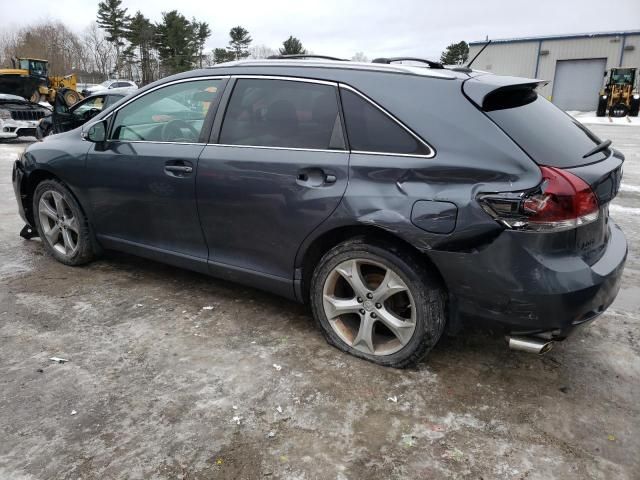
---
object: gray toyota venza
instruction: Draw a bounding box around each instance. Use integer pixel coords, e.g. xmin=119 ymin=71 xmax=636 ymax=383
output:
xmin=12 ymin=57 xmax=627 ymax=367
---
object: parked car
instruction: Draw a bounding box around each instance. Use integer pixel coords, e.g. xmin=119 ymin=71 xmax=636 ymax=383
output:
xmin=12 ymin=58 xmax=627 ymax=367
xmin=82 ymin=79 xmax=137 ymax=96
xmin=36 ymin=88 xmax=131 ymax=139
xmin=0 ymin=93 xmax=50 ymax=140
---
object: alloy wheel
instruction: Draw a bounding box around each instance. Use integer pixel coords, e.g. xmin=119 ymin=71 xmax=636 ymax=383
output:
xmin=322 ymin=259 xmax=416 ymax=356
xmin=38 ymin=190 xmax=80 ymax=257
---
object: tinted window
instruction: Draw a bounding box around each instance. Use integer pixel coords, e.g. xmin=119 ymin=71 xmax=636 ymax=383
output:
xmin=110 ymin=79 xmax=222 ymax=142
xmin=487 ymin=94 xmax=605 ymax=168
xmin=340 ymin=89 xmax=429 ymax=155
xmin=219 ymin=79 xmax=345 ymax=150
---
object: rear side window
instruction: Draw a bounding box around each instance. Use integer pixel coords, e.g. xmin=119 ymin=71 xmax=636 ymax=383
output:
xmin=486 ymin=92 xmax=606 ymax=168
xmin=219 ymin=79 xmax=345 ymax=150
xmin=340 ymin=89 xmax=431 ymax=156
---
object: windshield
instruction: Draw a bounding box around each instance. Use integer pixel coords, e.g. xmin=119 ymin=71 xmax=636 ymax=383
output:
xmin=610 ymin=69 xmax=635 ymax=85
xmin=99 ymin=81 xmax=112 ymax=87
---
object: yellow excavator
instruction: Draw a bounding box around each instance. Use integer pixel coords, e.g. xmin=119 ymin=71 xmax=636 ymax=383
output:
xmin=0 ymin=57 xmax=82 ymax=107
xmin=596 ymin=67 xmax=639 ymax=117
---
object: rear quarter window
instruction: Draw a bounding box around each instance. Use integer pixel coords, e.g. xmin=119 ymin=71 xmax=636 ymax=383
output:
xmin=340 ymin=88 xmax=431 ymax=156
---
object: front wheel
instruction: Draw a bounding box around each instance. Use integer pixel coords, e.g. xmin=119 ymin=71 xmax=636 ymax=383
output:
xmin=310 ymin=238 xmax=446 ymax=368
xmin=32 ymin=179 xmax=96 ymax=266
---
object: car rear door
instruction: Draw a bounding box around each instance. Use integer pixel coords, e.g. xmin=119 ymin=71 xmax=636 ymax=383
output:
xmin=85 ymin=77 xmax=227 ymax=266
xmin=197 ymin=77 xmax=349 ymax=294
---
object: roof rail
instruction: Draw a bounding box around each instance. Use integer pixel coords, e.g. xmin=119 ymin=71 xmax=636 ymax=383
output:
xmin=371 ymin=57 xmax=445 ymax=69
xmin=267 ymin=54 xmax=348 ymax=61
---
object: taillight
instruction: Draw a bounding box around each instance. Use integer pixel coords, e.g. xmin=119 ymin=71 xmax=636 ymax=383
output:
xmin=479 ymin=166 xmax=599 ymax=232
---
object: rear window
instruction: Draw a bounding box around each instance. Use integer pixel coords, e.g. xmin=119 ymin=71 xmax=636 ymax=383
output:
xmin=486 ymin=92 xmax=606 ymax=168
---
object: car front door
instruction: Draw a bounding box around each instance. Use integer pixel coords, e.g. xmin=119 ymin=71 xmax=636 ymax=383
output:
xmin=197 ymin=77 xmax=349 ymax=294
xmin=85 ymin=77 xmax=227 ymax=265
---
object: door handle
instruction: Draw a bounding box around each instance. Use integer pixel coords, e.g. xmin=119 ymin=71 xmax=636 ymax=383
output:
xmin=165 ymin=165 xmax=193 ymax=173
xmin=296 ymin=168 xmax=338 ymax=187
xmin=324 ymin=174 xmax=337 ymax=184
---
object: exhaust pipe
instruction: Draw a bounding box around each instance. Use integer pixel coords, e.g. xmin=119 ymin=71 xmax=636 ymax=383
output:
xmin=507 ymin=336 xmax=554 ymax=355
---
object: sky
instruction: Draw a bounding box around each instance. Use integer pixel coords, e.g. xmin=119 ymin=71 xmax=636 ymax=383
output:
xmin=1 ymin=0 xmax=639 ymax=59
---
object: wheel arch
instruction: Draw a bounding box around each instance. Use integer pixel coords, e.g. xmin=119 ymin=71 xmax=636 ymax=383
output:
xmin=22 ymin=169 xmax=61 ymax=225
xmin=22 ymin=170 xmax=88 ymax=228
xmin=296 ymin=224 xmax=446 ymax=304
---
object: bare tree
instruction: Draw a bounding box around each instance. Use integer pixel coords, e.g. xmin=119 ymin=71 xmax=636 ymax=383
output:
xmin=83 ymin=22 xmax=117 ymax=81
xmin=249 ymin=44 xmax=277 ymax=59
xmin=351 ymin=52 xmax=368 ymax=63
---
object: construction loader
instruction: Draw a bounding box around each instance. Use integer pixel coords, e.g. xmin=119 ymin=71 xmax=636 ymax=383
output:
xmin=0 ymin=58 xmax=82 ymax=107
xmin=596 ymin=67 xmax=639 ymax=117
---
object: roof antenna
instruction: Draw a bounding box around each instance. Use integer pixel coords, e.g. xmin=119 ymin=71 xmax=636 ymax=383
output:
xmin=467 ymin=40 xmax=491 ymax=69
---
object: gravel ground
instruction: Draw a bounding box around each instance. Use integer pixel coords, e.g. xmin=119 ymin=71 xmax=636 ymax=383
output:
xmin=1 ymin=125 xmax=639 ymax=480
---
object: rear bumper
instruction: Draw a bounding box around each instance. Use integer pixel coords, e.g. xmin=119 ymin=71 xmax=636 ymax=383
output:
xmin=430 ymin=223 xmax=627 ymax=337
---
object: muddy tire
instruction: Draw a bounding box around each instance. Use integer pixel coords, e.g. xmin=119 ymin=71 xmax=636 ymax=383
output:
xmin=62 ymin=89 xmax=80 ymax=107
xmin=310 ymin=237 xmax=446 ymax=368
xmin=32 ymin=179 xmax=95 ymax=266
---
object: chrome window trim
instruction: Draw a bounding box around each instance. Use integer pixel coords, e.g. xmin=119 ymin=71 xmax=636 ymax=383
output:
xmin=339 ymin=84 xmax=436 ymax=159
xmin=106 ymin=140 xmax=206 ymax=146
xmin=230 ymin=75 xmax=337 ymax=86
xmin=211 ymin=143 xmax=347 ymax=154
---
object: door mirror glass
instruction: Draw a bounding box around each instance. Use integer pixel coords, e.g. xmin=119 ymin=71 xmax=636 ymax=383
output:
xmin=84 ymin=121 xmax=107 ymax=142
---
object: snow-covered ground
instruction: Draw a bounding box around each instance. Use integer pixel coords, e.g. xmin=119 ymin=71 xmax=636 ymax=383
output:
xmin=569 ymin=110 xmax=640 ymax=126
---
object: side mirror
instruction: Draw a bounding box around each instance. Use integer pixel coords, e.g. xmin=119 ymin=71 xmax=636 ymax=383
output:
xmin=82 ymin=120 xmax=107 ymax=142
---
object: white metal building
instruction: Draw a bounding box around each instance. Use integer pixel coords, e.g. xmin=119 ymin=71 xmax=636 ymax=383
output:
xmin=468 ymin=31 xmax=640 ymax=111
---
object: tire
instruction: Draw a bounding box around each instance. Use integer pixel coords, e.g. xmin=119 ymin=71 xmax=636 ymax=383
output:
xmin=32 ymin=179 xmax=95 ymax=266
xmin=62 ymin=89 xmax=80 ymax=107
xmin=630 ymin=98 xmax=640 ymax=117
xmin=596 ymin=98 xmax=607 ymax=117
xmin=310 ymin=237 xmax=446 ymax=368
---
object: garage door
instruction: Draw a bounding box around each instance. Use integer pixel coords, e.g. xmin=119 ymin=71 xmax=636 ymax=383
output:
xmin=551 ymin=58 xmax=607 ymax=111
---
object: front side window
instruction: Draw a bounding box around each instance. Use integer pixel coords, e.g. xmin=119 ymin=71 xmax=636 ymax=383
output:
xmin=340 ymin=88 xmax=430 ymax=156
xmin=219 ymin=78 xmax=345 ymax=150
xmin=73 ymin=96 xmax=106 ymax=118
xmin=110 ymin=79 xmax=223 ymax=142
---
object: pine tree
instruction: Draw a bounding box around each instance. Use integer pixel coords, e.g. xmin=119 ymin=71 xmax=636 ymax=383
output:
xmin=194 ymin=21 xmax=212 ymax=68
xmin=279 ymin=36 xmax=306 ymax=56
xmin=213 ymin=48 xmax=234 ymax=64
xmin=96 ymin=0 xmax=130 ymax=77
xmin=155 ymin=10 xmax=197 ymax=75
xmin=440 ymin=41 xmax=469 ymax=65
xmin=227 ymin=26 xmax=252 ymax=60
xmin=126 ymin=11 xmax=155 ymax=85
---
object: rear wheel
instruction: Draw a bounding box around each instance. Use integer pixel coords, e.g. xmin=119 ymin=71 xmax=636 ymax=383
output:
xmin=62 ymin=89 xmax=80 ymax=107
xmin=310 ymin=237 xmax=446 ymax=368
xmin=33 ymin=180 xmax=95 ymax=266
xmin=596 ymin=97 xmax=607 ymax=117
xmin=630 ymin=97 xmax=640 ymax=117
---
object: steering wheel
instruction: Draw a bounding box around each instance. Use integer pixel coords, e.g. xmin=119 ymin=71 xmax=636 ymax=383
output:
xmin=82 ymin=108 xmax=102 ymax=121
xmin=161 ymin=119 xmax=199 ymax=142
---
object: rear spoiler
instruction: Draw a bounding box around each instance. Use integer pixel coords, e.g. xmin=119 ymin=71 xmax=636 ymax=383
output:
xmin=463 ymin=74 xmax=549 ymax=110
